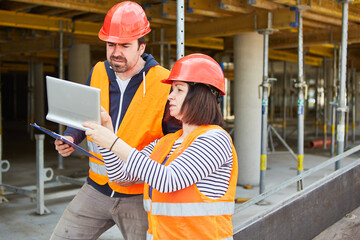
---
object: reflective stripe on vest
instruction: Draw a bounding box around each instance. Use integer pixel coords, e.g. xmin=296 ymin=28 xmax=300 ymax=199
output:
xmin=88 ymin=141 xmax=100 ymax=154
xmin=146 ymin=233 xmax=153 ymax=240
xmin=88 ymin=141 xmax=106 ymax=175
xmin=151 ymin=201 xmax=235 ymax=217
xmin=144 ymin=199 xmax=151 ymax=212
xmin=146 ymin=232 xmax=233 ymax=240
xmin=89 ymin=161 xmax=106 ymax=176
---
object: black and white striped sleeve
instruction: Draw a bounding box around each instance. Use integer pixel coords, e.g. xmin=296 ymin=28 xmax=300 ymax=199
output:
xmin=98 ymin=140 xmax=158 ymax=182
xmin=124 ymin=129 xmax=233 ymax=193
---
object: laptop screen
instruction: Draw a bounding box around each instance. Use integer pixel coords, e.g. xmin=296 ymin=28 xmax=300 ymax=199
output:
xmin=46 ymin=76 xmax=101 ymax=131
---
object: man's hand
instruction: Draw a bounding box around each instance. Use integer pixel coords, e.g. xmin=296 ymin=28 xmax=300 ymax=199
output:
xmin=55 ymin=136 xmax=75 ymax=157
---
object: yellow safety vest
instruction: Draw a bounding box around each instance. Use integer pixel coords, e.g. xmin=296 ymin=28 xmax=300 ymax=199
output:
xmin=144 ymin=125 xmax=238 ymax=240
xmin=87 ymin=61 xmax=170 ymax=194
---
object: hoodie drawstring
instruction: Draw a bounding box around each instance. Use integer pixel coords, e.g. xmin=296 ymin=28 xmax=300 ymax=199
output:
xmin=143 ymin=71 xmax=146 ymax=97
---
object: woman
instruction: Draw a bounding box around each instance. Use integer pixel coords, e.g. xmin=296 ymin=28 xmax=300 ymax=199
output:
xmin=84 ymin=53 xmax=238 ymax=240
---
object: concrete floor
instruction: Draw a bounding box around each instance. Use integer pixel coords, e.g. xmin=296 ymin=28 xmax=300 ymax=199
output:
xmin=1 ymin=120 xmax=360 ymax=239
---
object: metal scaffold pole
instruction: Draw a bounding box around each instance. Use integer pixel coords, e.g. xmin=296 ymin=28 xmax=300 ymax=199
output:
xmin=295 ymin=3 xmax=307 ymax=191
xmin=331 ymin=44 xmax=338 ymax=157
xmin=351 ymin=61 xmax=356 ymax=144
xmin=160 ymin=28 xmax=165 ymax=67
xmin=283 ymin=61 xmax=287 ymax=141
xmin=336 ymin=0 xmax=350 ymax=170
xmin=315 ymin=67 xmax=320 ymax=138
xmin=176 ymin=0 xmax=185 ymax=60
xmin=58 ymin=20 xmax=64 ymax=169
xmin=258 ymin=12 xmax=276 ymax=194
xmin=323 ymin=57 xmax=328 ymax=149
xmin=345 ymin=68 xmax=350 ymax=148
xmin=27 ymin=56 xmax=35 ymax=140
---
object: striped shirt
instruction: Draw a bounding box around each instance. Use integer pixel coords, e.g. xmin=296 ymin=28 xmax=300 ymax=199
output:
xmin=99 ymin=129 xmax=233 ymax=199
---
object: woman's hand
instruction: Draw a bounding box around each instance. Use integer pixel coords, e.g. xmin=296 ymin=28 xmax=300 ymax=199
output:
xmin=83 ymin=121 xmax=117 ymax=149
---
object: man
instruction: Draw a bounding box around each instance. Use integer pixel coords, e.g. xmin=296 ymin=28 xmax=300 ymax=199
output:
xmin=51 ymin=2 xmax=176 ymax=239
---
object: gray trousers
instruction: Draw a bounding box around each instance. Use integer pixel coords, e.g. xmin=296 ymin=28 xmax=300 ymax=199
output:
xmin=50 ymin=182 xmax=148 ymax=240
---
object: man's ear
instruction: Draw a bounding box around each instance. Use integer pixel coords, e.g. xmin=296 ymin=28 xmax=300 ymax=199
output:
xmin=139 ymin=43 xmax=146 ymax=56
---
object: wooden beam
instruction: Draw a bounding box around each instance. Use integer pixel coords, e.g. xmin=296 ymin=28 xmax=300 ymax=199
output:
xmin=0 ymin=10 xmax=102 ymax=36
xmin=307 ymin=46 xmax=334 ymax=58
xmin=0 ymin=36 xmax=71 ymax=55
xmin=272 ymin=0 xmax=360 ymax=23
xmin=270 ymin=25 xmax=360 ymax=49
xmin=1 ymin=63 xmax=55 ymax=73
xmin=160 ymin=1 xmax=207 ymax=22
xmin=269 ymin=49 xmax=323 ymax=66
xmin=165 ymin=7 xmax=297 ymax=40
xmin=219 ymin=0 xmax=254 ymax=13
xmin=302 ymin=19 xmax=332 ymax=29
xmin=187 ymin=0 xmax=233 ymax=17
xmin=171 ymin=37 xmax=224 ymax=50
xmin=7 ymin=0 xmax=117 ymax=14
xmin=220 ymin=0 xmax=280 ymax=12
xmin=302 ymin=11 xmax=342 ymax=26
xmin=2 ymin=54 xmax=59 ymax=64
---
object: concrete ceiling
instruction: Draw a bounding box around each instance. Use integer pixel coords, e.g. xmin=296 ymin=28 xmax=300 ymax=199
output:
xmin=0 ymin=0 xmax=360 ymax=74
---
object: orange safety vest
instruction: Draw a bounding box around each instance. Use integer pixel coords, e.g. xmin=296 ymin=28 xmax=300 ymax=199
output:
xmin=87 ymin=61 xmax=170 ymax=194
xmin=144 ymin=125 xmax=238 ymax=240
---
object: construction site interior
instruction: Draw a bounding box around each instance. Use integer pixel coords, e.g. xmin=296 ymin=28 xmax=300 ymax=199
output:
xmin=1 ymin=0 xmax=360 ymax=239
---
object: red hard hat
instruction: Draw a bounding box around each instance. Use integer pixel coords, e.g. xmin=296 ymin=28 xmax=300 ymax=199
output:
xmin=162 ymin=54 xmax=225 ymax=95
xmin=98 ymin=1 xmax=151 ymax=44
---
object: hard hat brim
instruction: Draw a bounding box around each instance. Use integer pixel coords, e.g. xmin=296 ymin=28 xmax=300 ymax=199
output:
xmin=161 ymin=78 xmax=225 ymax=96
xmin=98 ymin=28 xmax=151 ymax=44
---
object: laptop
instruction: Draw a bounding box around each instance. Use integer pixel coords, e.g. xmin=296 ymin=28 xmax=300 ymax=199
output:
xmin=46 ymin=76 xmax=101 ymax=131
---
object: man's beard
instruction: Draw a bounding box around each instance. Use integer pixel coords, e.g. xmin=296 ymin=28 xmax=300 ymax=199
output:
xmin=109 ymin=56 xmax=128 ymax=73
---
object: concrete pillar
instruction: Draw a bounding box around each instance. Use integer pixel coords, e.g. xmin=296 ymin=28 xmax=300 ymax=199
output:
xmin=234 ymin=32 xmax=263 ymax=186
xmin=34 ymin=62 xmax=45 ymax=125
xmin=68 ymin=43 xmax=91 ymax=84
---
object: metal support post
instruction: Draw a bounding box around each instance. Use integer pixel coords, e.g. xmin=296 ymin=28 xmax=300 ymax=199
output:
xmin=258 ymin=12 xmax=277 ymax=194
xmin=351 ymin=62 xmax=356 ymax=144
xmin=323 ymin=57 xmax=328 ymax=149
xmin=283 ymin=61 xmax=288 ymax=141
xmin=176 ymin=0 xmax=185 ymax=60
xmin=270 ymin=61 xmax=275 ymax=123
xmin=295 ymin=3 xmax=308 ymax=191
xmin=35 ymin=134 xmax=53 ymax=215
xmin=27 ymin=56 xmax=35 ymax=140
xmin=0 ymin=160 xmax=10 ymax=203
xmin=223 ymin=65 xmax=231 ymax=119
xmin=336 ymin=0 xmax=350 ymax=170
xmin=345 ymin=68 xmax=351 ymax=148
xmin=58 ymin=20 xmax=64 ymax=169
xmin=331 ymin=45 xmax=338 ymax=156
xmin=315 ymin=67 xmax=320 ymax=138
xmin=160 ymin=28 xmax=165 ymax=67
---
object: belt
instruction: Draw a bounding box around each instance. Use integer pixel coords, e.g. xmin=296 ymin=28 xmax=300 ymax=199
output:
xmin=87 ymin=177 xmax=141 ymax=198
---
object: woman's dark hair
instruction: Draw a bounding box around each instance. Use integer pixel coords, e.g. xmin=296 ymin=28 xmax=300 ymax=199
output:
xmin=180 ymin=83 xmax=224 ymax=127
